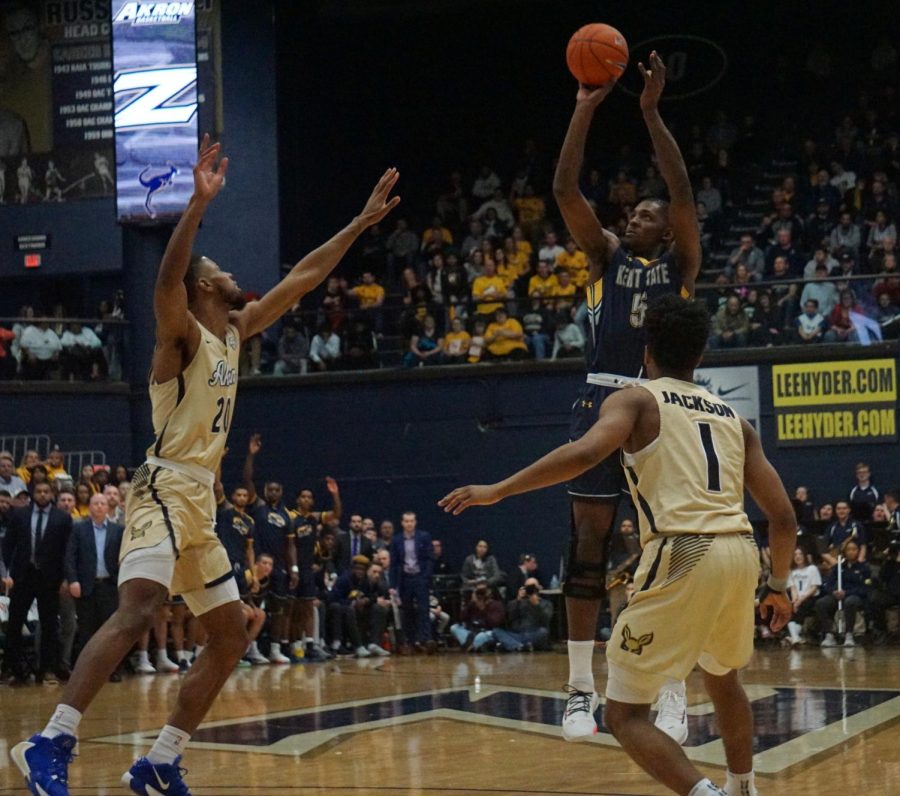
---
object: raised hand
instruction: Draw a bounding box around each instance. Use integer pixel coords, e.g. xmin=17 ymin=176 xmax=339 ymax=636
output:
xmin=576 ymin=82 xmax=616 ymax=108
xmin=357 ymin=168 xmax=401 ymax=228
xmin=193 ymin=133 xmax=229 ymax=204
xmin=638 ymin=51 xmax=666 ymax=112
xmin=325 ymin=476 xmax=339 ymax=495
xmin=438 ymin=484 xmax=502 ymax=516
xmin=248 ymin=433 xmax=262 ymax=456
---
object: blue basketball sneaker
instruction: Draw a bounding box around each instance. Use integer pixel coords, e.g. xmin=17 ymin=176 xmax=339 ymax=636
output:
xmin=10 ymin=733 xmax=77 ymax=796
xmin=122 ymin=756 xmax=192 ymax=795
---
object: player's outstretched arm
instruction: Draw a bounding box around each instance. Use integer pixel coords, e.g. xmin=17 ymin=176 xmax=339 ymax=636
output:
xmin=741 ymin=418 xmax=795 ymax=631
xmin=553 ymin=85 xmax=619 ymax=275
xmin=232 ymin=169 xmax=400 ymax=340
xmin=439 ymin=390 xmax=639 ymax=515
xmin=638 ymin=52 xmax=700 ymax=292
xmin=154 ymin=135 xmax=228 ymax=348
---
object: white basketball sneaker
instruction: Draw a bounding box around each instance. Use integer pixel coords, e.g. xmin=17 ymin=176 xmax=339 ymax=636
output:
xmin=654 ymin=685 xmax=689 ymax=745
xmin=561 ymin=685 xmax=600 ymax=741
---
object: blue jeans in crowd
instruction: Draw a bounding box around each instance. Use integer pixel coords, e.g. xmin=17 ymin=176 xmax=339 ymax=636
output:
xmin=450 ymin=624 xmax=494 ymax=650
xmin=526 ymin=332 xmax=550 ymax=360
xmin=492 ymin=627 xmax=549 ymax=652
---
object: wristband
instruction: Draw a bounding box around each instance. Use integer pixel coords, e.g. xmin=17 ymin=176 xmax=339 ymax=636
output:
xmin=766 ymin=574 xmax=788 ymax=593
xmin=291 ymin=565 xmax=299 ymax=574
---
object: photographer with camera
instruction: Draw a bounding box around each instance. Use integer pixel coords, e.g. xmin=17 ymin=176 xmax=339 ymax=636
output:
xmin=450 ymin=581 xmax=505 ymax=652
xmin=492 ymin=577 xmax=553 ymax=652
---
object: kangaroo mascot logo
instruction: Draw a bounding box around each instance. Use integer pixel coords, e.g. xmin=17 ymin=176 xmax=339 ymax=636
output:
xmin=620 ymin=624 xmax=654 ymax=655
xmin=138 ymin=161 xmax=178 ymax=218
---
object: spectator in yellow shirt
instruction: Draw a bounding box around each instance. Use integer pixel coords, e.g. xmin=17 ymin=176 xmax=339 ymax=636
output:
xmin=512 ymin=226 xmax=534 ymax=260
xmin=43 ymin=446 xmax=70 ymax=483
xmin=485 ymin=309 xmax=528 ymax=360
xmin=351 ymin=272 xmax=385 ymax=309
xmin=16 ymin=449 xmax=39 ymax=484
xmin=73 ymin=481 xmax=92 ymax=519
xmin=471 ymin=261 xmax=507 ymax=318
xmin=467 ymin=319 xmax=487 ymax=364
xmin=513 ymin=184 xmax=546 ymax=239
xmin=556 ymin=237 xmax=589 ymax=283
xmin=494 ymin=248 xmax=519 ymax=293
xmin=443 ymin=317 xmax=471 ymax=365
xmin=504 ymin=236 xmax=531 ymax=277
xmin=528 ymin=262 xmax=559 ymax=306
xmin=553 ymin=269 xmax=577 ymax=313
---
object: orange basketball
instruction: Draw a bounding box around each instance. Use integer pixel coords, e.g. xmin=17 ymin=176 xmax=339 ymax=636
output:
xmin=566 ymin=23 xmax=629 ymax=87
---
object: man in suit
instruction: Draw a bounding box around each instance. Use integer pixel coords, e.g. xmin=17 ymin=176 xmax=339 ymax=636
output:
xmin=1 ymin=481 xmax=73 ymax=682
xmin=337 ymin=514 xmax=375 ymax=573
xmin=390 ymin=511 xmax=434 ymax=652
xmin=64 ymin=493 xmax=124 ymax=675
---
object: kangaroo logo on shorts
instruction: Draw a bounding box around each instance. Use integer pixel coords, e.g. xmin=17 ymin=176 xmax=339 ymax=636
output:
xmin=130 ymin=519 xmax=153 ymax=541
xmin=620 ymin=624 xmax=654 ymax=655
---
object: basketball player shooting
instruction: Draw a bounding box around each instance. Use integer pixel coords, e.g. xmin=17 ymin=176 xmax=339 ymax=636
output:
xmin=552 ymin=51 xmax=701 ymax=742
xmin=440 ymin=295 xmax=795 ymax=796
xmin=12 ymin=135 xmax=400 ymax=796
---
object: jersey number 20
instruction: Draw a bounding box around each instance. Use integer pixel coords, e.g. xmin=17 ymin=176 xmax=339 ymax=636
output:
xmin=212 ymin=397 xmax=232 ymax=433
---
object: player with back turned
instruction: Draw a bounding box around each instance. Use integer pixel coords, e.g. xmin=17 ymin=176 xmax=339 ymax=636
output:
xmin=552 ymin=52 xmax=702 ymax=742
xmin=440 ymin=295 xmax=796 ymax=796
xmin=11 ymin=136 xmax=400 ymax=796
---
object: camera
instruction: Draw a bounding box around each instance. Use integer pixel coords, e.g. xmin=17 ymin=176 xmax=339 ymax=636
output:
xmin=524 ymin=584 xmax=538 ymax=596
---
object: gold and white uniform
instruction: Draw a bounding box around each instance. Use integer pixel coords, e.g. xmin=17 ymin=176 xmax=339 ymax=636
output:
xmin=606 ymin=377 xmax=760 ymax=703
xmin=119 ymin=322 xmax=240 ymax=613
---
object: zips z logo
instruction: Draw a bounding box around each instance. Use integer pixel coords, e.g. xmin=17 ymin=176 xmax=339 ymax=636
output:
xmin=114 ymin=66 xmax=198 ymax=130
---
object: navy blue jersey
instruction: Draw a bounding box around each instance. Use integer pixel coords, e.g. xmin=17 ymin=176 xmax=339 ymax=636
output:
xmin=584 ymin=247 xmax=685 ymax=377
xmin=292 ymin=513 xmax=318 ymax=569
xmin=215 ymin=506 xmax=255 ymax=567
xmin=252 ymin=502 xmax=294 ymax=565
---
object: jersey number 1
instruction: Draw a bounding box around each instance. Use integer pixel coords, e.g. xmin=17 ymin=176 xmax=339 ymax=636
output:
xmin=212 ymin=397 xmax=232 ymax=433
xmin=697 ymin=422 xmax=721 ymax=492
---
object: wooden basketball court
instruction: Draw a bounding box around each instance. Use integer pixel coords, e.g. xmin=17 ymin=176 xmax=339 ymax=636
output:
xmin=1 ymin=647 xmax=898 ymax=794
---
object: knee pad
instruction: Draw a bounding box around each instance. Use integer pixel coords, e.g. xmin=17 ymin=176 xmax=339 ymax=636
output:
xmin=563 ymin=506 xmax=612 ymax=600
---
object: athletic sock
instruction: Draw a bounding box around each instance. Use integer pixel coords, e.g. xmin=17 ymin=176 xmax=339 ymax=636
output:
xmin=146 ymin=724 xmax=191 ymax=765
xmin=41 ymin=704 xmax=82 ymax=739
xmin=661 ymin=678 xmax=686 ymax=697
xmin=137 ymin=650 xmax=151 ymax=666
xmin=193 ymin=645 xmax=205 ymax=658
xmin=689 ymin=778 xmax=726 ymax=796
xmin=176 ymin=650 xmax=189 ymax=663
xmin=566 ymin=640 xmax=595 ymax=693
xmin=726 ymin=770 xmax=757 ymax=796
xmin=787 ymin=621 xmax=801 ymax=641
xmin=270 ymin=642 xmax=282 ymax=657
xmin=156 ymin=649 xmax=174 ymax=665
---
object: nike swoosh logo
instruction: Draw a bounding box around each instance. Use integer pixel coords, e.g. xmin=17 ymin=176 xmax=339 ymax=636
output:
xmin=717 ymin=383 xmax=747 ymax=397
xmin=153 ymin=768 xmax=170 ymax=790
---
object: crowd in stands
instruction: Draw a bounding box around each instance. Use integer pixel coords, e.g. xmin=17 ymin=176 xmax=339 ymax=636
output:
xmin=1 ymin=94 xmax=898 ymax=379
xmin=0 ymin=292 xmax=126 ymax=381
xmin=252 ymin=86 xmax=899 ymax=373
xmin=1 ymin=435 xmax=897 ymax=685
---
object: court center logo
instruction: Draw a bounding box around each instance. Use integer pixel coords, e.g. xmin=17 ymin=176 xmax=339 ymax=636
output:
xmin=93 ymin=683 xmax=900 ymax=775
xmin=617 ymin=35 xmax=727 ymax=101
xmin=620 ymin=624 xmax=654 ymax=655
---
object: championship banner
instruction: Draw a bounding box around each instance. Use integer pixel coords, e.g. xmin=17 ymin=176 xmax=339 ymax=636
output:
xmin=772 ymin=359 xmax=897 ymax=446
xmin=693 ymin=366 xmax=760 ymax=427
